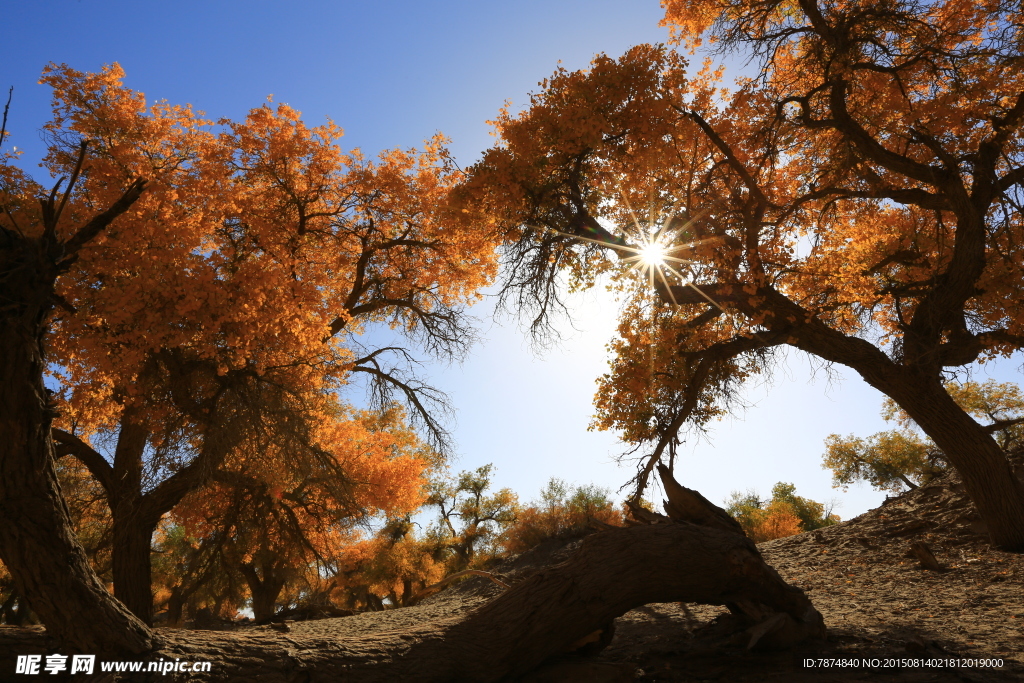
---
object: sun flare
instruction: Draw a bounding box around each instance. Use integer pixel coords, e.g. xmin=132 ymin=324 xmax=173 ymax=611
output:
xmin=638 ymin=241 xmax=668 ymax=267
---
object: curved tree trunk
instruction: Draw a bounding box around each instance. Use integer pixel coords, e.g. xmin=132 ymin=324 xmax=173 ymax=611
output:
xmin=0 ymin=167 xmax=155 ymax=656
xmin=0 ymin=247 xmax=155 ymax=656
xmin=657 ymin=282 xmax=1024 ymax=553
xmin=876 ymin=374 xmax=1024 ymax=551
xmin=0 ymin=520 xmax=823 ymax=682
xmin=1 ymin=467 xmax=824 ymax=681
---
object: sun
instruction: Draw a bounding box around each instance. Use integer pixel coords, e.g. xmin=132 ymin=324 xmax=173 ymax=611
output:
xmin=531 ymin=195 xmax=725 ymax=309
xmin=638 ymin=241 xmax=669 ymax=267
xmin=623 ymin=227 xmax=689 ymax=285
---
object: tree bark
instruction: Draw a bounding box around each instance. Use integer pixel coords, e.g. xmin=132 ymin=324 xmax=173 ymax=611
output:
xmin=0 ymin=167 xmax=155 ymax=655
xmin=0 ymin=521 xmax=825 ymax=682
xmin=881 ymin=376 xmax=1024 ymax=551
xmin=239 ymin=562 xmax=287 ymax=624
xmin=661 ymin=282 xmax=1024 ymax=551
xmin=63 ymin=384 xmax=246 ymax=625
xmin=165 ymin=587 xmax=185 ymax=627
xmin=111 ymin=511 xmax=161 ymax=625
xmin=0 ymin=240 xmax=156 ymax=656
xmin=107 ymin=408 xmax=162 ymax=624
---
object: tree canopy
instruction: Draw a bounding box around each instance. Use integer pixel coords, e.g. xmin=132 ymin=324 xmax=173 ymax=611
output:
xmin=0 ymin=62 xmax=500 ymax=648
xmin=458 ymin=0 xmax=1024 ymax=549
xmin=824 ymin=380 xmax=1024 ymax=492
xmin=2 ymin=0 xmax=1024 ymax=672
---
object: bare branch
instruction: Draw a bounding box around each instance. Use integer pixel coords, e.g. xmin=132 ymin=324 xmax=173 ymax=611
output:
xmin=0 ymin=87 xmax=11 ymax=150
xmin=349 ymin=348 xmax=453 ymax=454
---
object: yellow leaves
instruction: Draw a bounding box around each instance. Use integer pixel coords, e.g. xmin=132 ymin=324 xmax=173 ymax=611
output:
xmin=660 ymin=0 xmax=727 ymax=51
xmin=18 ymin=63 xmax=502 ymax=452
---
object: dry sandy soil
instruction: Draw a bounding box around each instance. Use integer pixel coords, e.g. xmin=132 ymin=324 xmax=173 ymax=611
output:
xmin=590 ymin=474 xmax=1024 ymax=683
xmin=3 ymin=465 xmax=1022 ymax=681
xmin=232 ymin=462 xmax=1023 ymax=682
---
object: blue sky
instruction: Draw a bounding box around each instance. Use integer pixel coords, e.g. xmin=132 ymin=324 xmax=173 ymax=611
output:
xmin=6 ymin=1 xmax=1020 ymax=519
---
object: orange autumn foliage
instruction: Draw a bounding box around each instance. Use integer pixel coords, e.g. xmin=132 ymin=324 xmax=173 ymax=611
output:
xmin=171 ymin=403 xmax=436 ymax=546
xmin=747 ymin=503 xmax=804 ymax=544
xmin=459 ymin=1 xmax=1024 ymax=549
xmin=1 ymin=62 xmax=500 ymax=620
xmin=500 ymin=479 xmax=622 ymax=555
xmin=330 ymin=519 xmax=447 ymax=610
xmin=163 ymin=402 xmax=437 ymax=621
xmin=725 ymin=483 xmax=839 ymax=543
xmin=36 ymin=63 xmax=496 ymax=437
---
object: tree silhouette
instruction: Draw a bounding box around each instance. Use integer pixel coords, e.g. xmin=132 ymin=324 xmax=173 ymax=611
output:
xmin=460 ymin=1 xmax=1024 ymax=550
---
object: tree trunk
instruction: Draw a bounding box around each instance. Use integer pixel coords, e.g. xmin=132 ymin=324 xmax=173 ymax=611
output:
xmin=0 ymin=520 xmax=824 ymax=682
xmin=165 ymin=587 xmax=185 ymax=627
xmin=0 ymin=590 xmax=18 ymax=624
xmin=103 ymin=405 xmax=159 ymax=624
xmin=240 ymin=563 xmax=287 ymax=624
xmin=660 ymin=283 xmax=1024 ymax=552
xmin=882 ymin=375 xmax=1024 ymax=551
xmin=0 ymin=266 xmax=156 ymax=656
xmin=111 ymin=511 xmax=160 ymax=625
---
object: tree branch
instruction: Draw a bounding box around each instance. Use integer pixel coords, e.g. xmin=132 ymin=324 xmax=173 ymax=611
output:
xmin=58 ymin=178 xmax=148 ymax=267
xmin=52 ymin=428 xmax=114 ymax=498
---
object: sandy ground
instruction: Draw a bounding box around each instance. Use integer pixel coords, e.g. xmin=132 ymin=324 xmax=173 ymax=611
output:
xmin=5 ymin=463 xmax=1021 ymax=682
xmin=243 ymin=458 xmax=1024 ymax=683
xmin=265 ymin=463 xmax=1024 ymax=682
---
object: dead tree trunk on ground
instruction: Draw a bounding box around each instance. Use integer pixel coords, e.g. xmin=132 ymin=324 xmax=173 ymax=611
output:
xmin=1 ymin=468 xmax=823 ymax=681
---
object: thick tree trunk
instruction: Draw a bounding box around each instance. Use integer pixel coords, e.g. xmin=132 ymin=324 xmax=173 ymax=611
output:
xmin=0 ymin=169 xmax=152 ymax=656
xmin=111 ymin=512 xmax=160 ymax=625
xmin=885 ymin=377 xmax=1024 ymax=551
xmin=0 ymin=520 xmax=824 ymax=682
xmin=240 ymin=563 xmax=287 ymax=624
xmin=107 ymin=407 xmax=159 ymax=624
xmin=0 ymin=590 xmax=18 ymax=624
xmin=661 ymin=282 xmax=1024 ymax=552
xmin=165 ymin=587 xmax=185 ymax=627
xmin=0 ymin=278 xmax=156 ymax=656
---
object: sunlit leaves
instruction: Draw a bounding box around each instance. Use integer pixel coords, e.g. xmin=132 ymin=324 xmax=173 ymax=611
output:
xmin=31 ymin=64 xmax=499 ymax=444
xmin=1 ymin=62 xmax=504 ymax=619
xmin=461 ymin=1 xmax=1024 ymax=500
xmin=725 ymin=482 xmax=839 ymax=543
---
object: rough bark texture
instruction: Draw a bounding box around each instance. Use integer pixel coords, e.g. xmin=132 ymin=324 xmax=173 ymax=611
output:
xmin=882 ymin=377 xmax=1024 ymax=552
xmin=0 ymin=196 xmax=156 ymax=655
xmin=111 ymin=512 xmax=160 ymax=625
xmin=661 ymin=281 xmax=1024 ymax=551
xmin=1 ymin=521 xmax=824 ymax=682
xmin=240 ymin=563 xmax=288 ymax=624
xmin=56 ymin=371 xmax=249 ymax=625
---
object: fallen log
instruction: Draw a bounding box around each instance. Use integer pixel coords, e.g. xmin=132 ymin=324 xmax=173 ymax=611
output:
xmin=0 ymin=469 xmax=824 ymax=681
xmin=408 ymin=569 xmax=511 ymax=605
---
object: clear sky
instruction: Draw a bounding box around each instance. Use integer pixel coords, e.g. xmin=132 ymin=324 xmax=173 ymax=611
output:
xmin=6 ymin=1 xmax=1021 ymax=519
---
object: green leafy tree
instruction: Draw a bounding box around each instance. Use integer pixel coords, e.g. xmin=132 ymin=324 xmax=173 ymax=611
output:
xmin=425 ymin=465 xmax=519 ymax=571
xmin=725 ymin=483 xmax=838 ymax=543
xmin=824 ymin=380 xmax=1023 ymax=493
xmin=823 ymin=431 xmax=943 ymax=493
xmin=768 ymin=483 xmax=838 ymax=533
